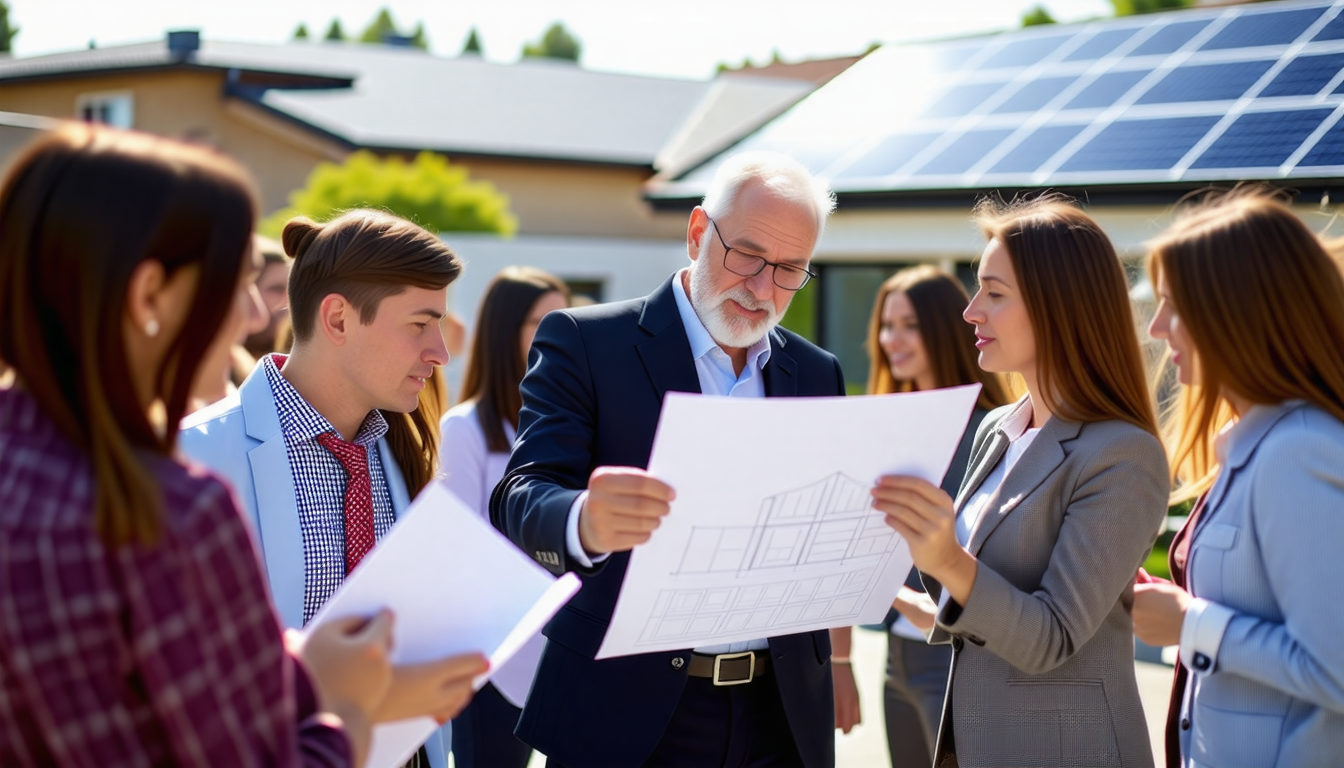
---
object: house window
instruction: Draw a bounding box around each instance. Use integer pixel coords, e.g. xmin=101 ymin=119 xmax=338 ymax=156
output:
xmin=75 ymin=91 xmax=134 ymax=129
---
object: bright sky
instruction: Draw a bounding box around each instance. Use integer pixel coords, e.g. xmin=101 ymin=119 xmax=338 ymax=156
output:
xmin=14 ymin=0 xmax=1114 ymax=80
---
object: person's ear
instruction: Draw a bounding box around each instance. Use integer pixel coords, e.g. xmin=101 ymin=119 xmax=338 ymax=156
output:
xmin=687 ymin=207 xmax=710 ymax=262
xmin=317 ymin=294 xmax=352 ymax=346
xmin=124 ymin=259 xmax=168 ymax=339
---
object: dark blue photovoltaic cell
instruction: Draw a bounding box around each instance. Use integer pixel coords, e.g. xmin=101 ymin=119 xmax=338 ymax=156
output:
xmin=1191 ymin=109 xmax=1333 ymax=168
xmin=1063 ymin=69 xmax=1150 ymax=109
xmin=1137 ymin=60 xmax=1274 ymax=104
xmin=837 ymin=133 xmax=941 ymax=177
xmin=1063 ymin=28 xmax=1139 ymax=62
xmin=988 ymin=124 xmax=1087 ymax=174
xmin=992 ymin=76 xmax=1076 ymax=113
xmin=1201 ymin=7 xmax=1324 ymax=50
xmin=1261 ymin=53 xmax=1344 ymax=97
xmin=1059 ymin=116 xmax=1219 ymax=172
xmin=980 ymin=34 xmax=1074 ymax=69
xmin=1296 ymin=118 xmax=1344 ymax=166
xmin=1312 ymin=10 xmax=1344 ymax=41
xmin=913 ymin=130 xmax=1015 ymax=175
xmin=1130 ymin=19 xmax=1212 ymax=56
xmin=921 ymin=82 xmax=1008 ymax=118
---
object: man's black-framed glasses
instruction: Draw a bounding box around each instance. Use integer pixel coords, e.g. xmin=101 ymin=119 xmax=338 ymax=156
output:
xmin=706 ymin=215 xmax=817 ymax=292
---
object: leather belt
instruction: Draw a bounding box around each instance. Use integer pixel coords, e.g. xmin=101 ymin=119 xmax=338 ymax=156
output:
xmin=686 ymin=650 xmax=770 ymax=685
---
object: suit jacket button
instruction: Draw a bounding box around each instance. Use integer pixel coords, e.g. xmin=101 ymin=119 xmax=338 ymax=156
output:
xmin=1193 ymin=652 xmax=1211 ymax=671
xmin=671 ymin=656 xmax=685 ymax=670
xmin=1181 ymin=718 xmax=1190 ymax=731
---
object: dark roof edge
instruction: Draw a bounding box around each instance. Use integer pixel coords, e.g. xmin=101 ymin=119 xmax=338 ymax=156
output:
xmin=0 ymin=60 xmax=353 ymax=88
xmin=646 ymin=179 xmax=1344 ymax=212
xmin=364 ymin=141 xmax=657 ymax=171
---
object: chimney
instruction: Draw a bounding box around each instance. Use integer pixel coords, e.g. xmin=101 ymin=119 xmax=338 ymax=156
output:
xmin=167 ymin=30 xmax=200 ymax=61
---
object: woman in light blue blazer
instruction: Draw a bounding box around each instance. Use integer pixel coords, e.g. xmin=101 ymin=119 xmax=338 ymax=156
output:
xmin=1135 ymin=189 xmax=1344 ymax=768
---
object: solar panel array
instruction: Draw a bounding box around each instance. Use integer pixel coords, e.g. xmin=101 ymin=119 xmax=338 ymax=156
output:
xmin=663 ymin=0 xmax=1344 ymax=196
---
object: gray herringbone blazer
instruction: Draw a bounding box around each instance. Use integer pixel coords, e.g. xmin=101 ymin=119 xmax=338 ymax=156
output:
xmin=924 ymin=398 xmax=1168 ymax=768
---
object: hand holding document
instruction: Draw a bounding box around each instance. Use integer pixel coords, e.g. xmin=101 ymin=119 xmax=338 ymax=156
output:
xmin=303 ymin=481 xmax=581 ymax=768
xmin=596 ymin=386 xmax=980 ymax=660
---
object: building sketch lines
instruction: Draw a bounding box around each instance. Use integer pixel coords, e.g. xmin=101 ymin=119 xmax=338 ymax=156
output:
xmin=637 ymin=564 xmax=883 ymax=645
xmin=674 ymin=472 xmax=898 ymax=576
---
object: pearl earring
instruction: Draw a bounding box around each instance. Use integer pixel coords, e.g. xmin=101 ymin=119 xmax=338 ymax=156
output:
xmin=145 ymin=319 xmax=160 ymax=338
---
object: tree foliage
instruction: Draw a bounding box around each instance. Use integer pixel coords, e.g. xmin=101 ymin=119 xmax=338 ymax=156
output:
xmin=1022 ymin=5 xmax=1057 ymax=26
xmin=522 ymin=22 xmax=581 ymax=62
xmin=292 ymin=23 xmax=310 ymax=41
xmin=260 ymin=150 xmax=518 ymax=238
xmin=0 ymin=1 xmax=19 ymax=54
xmin=462 ymin=26 xmax=483 ymax=55
xmin=1110 ymin=0 xmax=1192 ymax=15
xmin=324 ymin=19 xmax=346 ymax=41
xmin=358 ymin=7 xmax=428 ymax=49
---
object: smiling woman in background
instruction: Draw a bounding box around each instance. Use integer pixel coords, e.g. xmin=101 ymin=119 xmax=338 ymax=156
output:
xmin=872 ymin=196 xmax=1168 ymax=768
xmin=831 ymin=265 xmax=1008 ymax=768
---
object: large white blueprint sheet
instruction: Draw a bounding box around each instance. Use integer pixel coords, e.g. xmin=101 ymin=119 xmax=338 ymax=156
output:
xmin=596 ymin=386 xmax=980 ymax=660
xmin=303 ymin=481 xmax=580 ymax=768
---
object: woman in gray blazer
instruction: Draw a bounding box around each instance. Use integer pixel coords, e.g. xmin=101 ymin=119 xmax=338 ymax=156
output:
xmin=1134 ymin=190 xmax=1344 ymax=768
xmin=873 ymin=196 xmax=1168 ymax=768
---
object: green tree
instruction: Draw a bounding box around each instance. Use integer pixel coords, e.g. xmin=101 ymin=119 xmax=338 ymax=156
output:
xmin=292 ymin=22 xmax=310 ymax=41
xmin=357 ymin=8 xmax=428 ymax=49
xmin=260 ymin=150 xmax=518 ymax=238
xmin=410 ymin=22 xmax=428 ymax=49
xmin=522 ymin=22 xmax=581 ymax=62
xmin=462 ymin=26 xmax=483 ymax=55
xmin=1110 ymin=0 xmax=1192 ymax=15
xmin=1022 ymin=5 xmax=1057 ymax=26
xmin=0 ymin=1 xmax=19 ymax=54
xmin=324 ymin=19 xmax=346 ymax=42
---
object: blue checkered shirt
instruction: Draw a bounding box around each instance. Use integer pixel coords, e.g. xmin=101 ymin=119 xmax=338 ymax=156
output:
xmin=261 ymin=355 xmax=396 ymax=625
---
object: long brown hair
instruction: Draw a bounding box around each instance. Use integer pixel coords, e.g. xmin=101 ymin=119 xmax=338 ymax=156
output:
xmin=0 ymin=124 xmax=257 ymax=546
xmin=1148 ymin=188 xmax=1344 ymax=499
xmin=866 ymin=264 xmax=1010 ymax=410
xmin=460 ymin=266 xmax=570 ymax=453
xmin=282 ymin=209 xmax=463 ymax=497
xmin=976 ymin=194 xmax=1158 ymax=436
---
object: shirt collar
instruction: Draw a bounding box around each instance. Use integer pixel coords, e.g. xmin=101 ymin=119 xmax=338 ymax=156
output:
xmin=261 ymin=353 xmax=388 ymax=446
xmin=671 ymin=268 xmax=772 ymax=372
xmin=1000 ymin=396 xmax=1036 ymax=441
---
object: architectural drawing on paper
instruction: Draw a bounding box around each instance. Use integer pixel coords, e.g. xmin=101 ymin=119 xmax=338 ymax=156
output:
xmin=637 ymin=473 xmax=901 ymax=646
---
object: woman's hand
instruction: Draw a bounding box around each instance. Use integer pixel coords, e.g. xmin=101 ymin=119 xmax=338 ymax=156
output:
xmin=832 ymin=660 xmax=861 ymax=734
xmin=873 ymin=476 xmax=978 ymax=606
xmin=892 ymin=586 xmax=938 ymax=633
xmin=1133 ymin=581 xmax=1191 ymax=647
xmin=376 ymin=652 xmax=490 ymax=724
xmin=298 ymin=610 xmax=395 ymax=767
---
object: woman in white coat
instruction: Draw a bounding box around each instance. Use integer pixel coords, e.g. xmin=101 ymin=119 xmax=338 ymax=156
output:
xmin=440 ymin=266 xmax=569 ymax=768
xmin=1135 ymin=190 xmax=1344 ymax=768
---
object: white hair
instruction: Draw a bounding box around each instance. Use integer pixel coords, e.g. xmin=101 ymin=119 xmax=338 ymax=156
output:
xmin=699 ymin=151 xmax=836 ymax=236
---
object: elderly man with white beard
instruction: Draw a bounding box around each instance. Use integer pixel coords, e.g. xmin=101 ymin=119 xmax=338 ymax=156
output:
xmin=490 ymin=152 xmax=847 ymax=768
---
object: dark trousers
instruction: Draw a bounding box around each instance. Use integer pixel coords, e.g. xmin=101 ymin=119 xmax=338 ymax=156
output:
xmin=452 ymin=681 xmax=532 ymax=768
xmin=547 ymin=674 xmax=803 ymax=768
xmin=884 ymin=634 xmax=953 ymax=768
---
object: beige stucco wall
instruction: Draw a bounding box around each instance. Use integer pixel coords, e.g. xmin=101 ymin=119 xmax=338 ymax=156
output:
xmin=0 ymin=70 xmax=342 ymax=213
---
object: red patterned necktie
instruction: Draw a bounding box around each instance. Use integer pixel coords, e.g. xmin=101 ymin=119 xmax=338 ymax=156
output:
xmin=316 ymin=431 xmax=376 ymax=574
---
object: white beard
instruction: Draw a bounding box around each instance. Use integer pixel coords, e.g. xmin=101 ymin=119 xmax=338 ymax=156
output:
xmin=689 ymin=262 xmax=783 ymax=349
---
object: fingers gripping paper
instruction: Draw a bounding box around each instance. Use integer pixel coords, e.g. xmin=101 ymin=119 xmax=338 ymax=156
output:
xmin=596 ymin=387 xmax=980 ymax=660
xmin=303 ymin=481 xmax=580 ymax=767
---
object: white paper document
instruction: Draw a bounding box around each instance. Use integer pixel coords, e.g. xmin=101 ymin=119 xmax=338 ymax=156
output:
xmin=303 ymin=481 xmax=581 ymax=768
xmin=595 ymin=386 xmax=980 ymax=660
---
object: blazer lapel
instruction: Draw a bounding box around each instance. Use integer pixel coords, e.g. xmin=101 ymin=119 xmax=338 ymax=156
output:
xmin=379 ymin=438 xmax=411 ymax=514
xmin=1195 ymin=401 xmax=1303 ymax=534
xmin=635 ymin=276 xmax=702 ymax=400
xmin=239 ymin=368 xmax=308 ymax=630
xmin=763 ymin=328 xmax=797 ymax=398
xmin=967 ymin=412 xmax=1081 ymax=557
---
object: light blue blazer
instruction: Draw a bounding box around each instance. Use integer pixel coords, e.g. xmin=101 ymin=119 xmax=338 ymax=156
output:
xmin=1179 ymin=400 xmax=1344 ymax=768
xmin=178 ymin=364 xmax=448 ymax=768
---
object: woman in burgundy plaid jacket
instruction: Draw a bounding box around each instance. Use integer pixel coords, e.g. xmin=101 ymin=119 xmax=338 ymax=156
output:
xmin=0 ymin=123 xmax=394 ymax=767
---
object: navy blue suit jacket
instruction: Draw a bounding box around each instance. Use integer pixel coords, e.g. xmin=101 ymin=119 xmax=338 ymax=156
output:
xmin=490 ymin=275 xmax=844 ymax=768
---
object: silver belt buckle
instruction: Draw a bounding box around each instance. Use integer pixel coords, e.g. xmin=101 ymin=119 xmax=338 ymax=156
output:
xmin=712 ymin=651 xmax=755 ymax=686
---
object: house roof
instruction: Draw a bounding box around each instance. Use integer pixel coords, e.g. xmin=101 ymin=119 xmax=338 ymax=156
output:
xmin=648 ymin=0 xmax=1344 ymax=207
xmin=0 ymin=38 xmax=817 ymax=169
